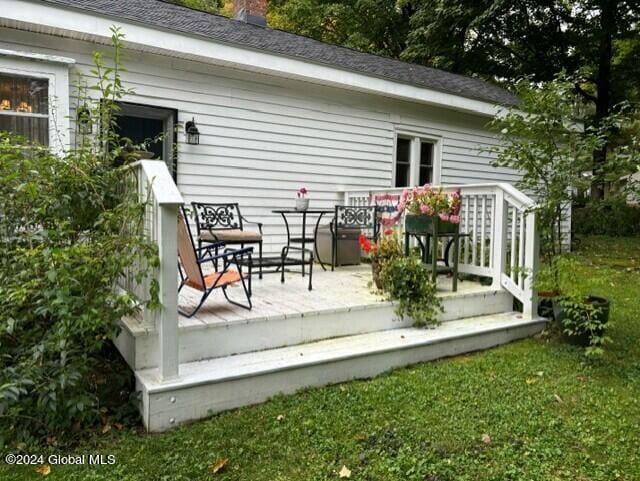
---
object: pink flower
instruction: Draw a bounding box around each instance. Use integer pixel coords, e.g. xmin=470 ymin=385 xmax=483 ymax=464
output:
xmin=449 ymin=215 xmax=461 ymax=224
xmin=439 ymin=212 xmax=450 ymax=222
xmin=420 ymin=204 xmax=432 ymax=215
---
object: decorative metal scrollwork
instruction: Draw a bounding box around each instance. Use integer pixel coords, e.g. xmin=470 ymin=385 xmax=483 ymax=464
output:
xmin=193 ymin=203 xmax=240 ymax=230
xmin=336 ymin=206 xmax=376 ymax=228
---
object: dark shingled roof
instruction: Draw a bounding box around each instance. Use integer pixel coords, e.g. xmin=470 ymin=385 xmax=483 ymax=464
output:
xmin=39 ymin=0 xmax=519 ymax=107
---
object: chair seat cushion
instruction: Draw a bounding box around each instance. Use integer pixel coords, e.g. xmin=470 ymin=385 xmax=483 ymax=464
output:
xmin=185 ymin=269 xmax=246 ymax=290
xmin=200 ymin=229 xmax=262 ymax=242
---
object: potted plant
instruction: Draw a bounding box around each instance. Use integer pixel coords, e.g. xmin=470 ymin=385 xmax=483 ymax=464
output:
xmin=380 ymin=254 xmax=443 ymax=327
xmin=534 ymin=256 xmax=611 ymax=355
xmin=396 ymin=185 xmax=462 ymax=234
xmin=295 ymin=186 xmax=309 ymax=211
xmin=359 ymin=228 xmax=402 ymax=290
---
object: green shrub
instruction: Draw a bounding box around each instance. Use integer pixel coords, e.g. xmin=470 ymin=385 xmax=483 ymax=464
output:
xmin=0 ymin=28 xmax=157 ymax=446
xmin=573 ymin=197 xmax=640 ymax=236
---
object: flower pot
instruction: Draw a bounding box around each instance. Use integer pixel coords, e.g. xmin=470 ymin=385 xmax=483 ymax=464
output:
xmin=553 ymin=295 xmax=610 ymax=347
xmin=295 ymin=198 xmax=309 ymax=211
xmin=405 ymin=214 xmax=458 ymax=235
xmin=371 ymin=259 xmax=384 ymax=290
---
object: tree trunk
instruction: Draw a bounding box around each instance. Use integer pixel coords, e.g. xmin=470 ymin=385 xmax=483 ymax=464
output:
xmin=590 ymin=1 xmax=617 ymax=200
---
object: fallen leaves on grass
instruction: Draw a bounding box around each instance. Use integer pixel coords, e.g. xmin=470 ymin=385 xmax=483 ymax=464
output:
xmin=210 ymin=458 xmax=228 ymax=475
xmin=554 ymin=393 xmax=564 ymax=403
xmin=36 ymin=465 xmax=51 ymax=476
xmin=339 ymin=465 xmax=352 ymax=478
xmin=481 ymin=433 xmax=492 ymax=445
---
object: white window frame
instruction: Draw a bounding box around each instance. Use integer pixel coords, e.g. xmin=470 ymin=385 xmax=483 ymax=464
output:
xmin=392 ymin=129 xmax=442 ymax=187
xmin=0 ymin=50 xmax=74 ymax=154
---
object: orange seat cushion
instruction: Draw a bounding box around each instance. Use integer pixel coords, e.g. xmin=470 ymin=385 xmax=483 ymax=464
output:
xmin=186 ymin=269 xmax=245 ymax=290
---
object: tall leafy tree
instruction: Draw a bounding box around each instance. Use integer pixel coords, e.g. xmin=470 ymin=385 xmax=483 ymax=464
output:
xmin=170 ymin=0 xmax=224 ymax=13
xmin=268 ymin=0 xmax=413 ymax=57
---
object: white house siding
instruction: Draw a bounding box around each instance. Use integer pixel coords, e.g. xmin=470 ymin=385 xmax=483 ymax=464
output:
xmin=0 ymin=26 xmax=523 ymax=253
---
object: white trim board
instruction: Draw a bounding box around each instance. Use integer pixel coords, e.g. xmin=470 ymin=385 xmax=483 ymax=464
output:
xmin=0 ymin=47 xmax=75 ymax=65
xmin=3 ymin=0 xmax=504 ymax=118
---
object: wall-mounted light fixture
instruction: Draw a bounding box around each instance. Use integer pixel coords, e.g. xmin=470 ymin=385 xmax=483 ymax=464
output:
xmin=0 ymin=99 xmax=11 ymax=111
xmin=185 ymin=117 xmax=200 ymax=145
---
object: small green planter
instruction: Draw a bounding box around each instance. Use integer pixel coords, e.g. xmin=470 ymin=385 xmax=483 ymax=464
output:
xmin=405 ymin=214 xmax=458 ymax=235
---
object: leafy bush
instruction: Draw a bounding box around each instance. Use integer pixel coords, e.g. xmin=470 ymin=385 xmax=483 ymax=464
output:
xmin=555 ymin=295 xmax=611 ymax=356
xmin=0 ymin=29 xmax=157 ymax=446
xmin=573 ymin=197 xmax=640 ymax=236
xmin=380 ymin=256 xmax=442 ymax=327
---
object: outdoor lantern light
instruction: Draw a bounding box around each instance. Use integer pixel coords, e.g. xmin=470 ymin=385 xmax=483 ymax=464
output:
xmin=0 ymin=99 xmax=11 ymax=110
xmin=185 ymin=117 xmax=200 ymax=145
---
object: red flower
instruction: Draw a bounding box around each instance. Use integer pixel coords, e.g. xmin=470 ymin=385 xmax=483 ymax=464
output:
xmin=359 ymin=234 xmax=372 ymax=252
xmin=384 ymin=228 xmax=394 ymax=236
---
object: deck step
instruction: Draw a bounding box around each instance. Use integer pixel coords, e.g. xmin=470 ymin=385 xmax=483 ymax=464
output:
xmin=120 ymin=286 xmax=513 ymax=370
xmin=136 ymin=312 xmax=546 ymax=431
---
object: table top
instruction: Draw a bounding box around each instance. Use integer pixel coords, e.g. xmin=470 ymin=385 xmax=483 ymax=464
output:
xmin=272 ymin=209 xmax=334 ymax=214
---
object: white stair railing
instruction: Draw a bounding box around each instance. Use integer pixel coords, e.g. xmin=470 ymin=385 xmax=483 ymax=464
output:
xmin=343 ymin=183 xmax=539 ymax=320
xmin=119 ymin=160 xmax=184 ymax=381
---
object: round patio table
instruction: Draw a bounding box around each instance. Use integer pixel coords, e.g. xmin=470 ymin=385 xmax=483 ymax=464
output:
xmin=272 ymin=208 xmax=334 ymax=274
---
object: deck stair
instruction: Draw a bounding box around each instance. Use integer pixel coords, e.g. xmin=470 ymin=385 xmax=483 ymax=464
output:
xmin=136 ymin=311 xmax=545 ymax=431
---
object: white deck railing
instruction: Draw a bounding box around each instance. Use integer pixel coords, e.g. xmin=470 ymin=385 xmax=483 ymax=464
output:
xmin=343 ymin=183 xmax=539 ymax=319
xmin=119 ymin=160 xmax=183 ymax=381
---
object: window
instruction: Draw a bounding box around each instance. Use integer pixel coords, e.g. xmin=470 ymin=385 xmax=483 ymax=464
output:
xmin=419 ymin=141 xmax=434 ymax=185
xmin=0 ymin=73 xmax=49 ymax=145
xmin=394 ymin=137 xmax=411 ymax=187
xmin=394 ymin=135 xmax=437 ymax=187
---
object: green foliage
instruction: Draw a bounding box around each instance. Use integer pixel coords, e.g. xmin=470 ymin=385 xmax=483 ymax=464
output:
xmin=268 ymin=0 xmax=412 ymax=58
xmin=573 ymin=197 xmax=640 ymax=236
xmin=556 ymin=295 xmax=611 ymax=357
xmin=0 ymin=28 xmax=157 ymax=446
xmin=487 ymin=75 xmax=640 ymax=289
xmin=169 ymin=0 xmax=224 ymax=14
xmin=380 ymin=255 xmax=442 ymax=327
xmin=489 ymin=77 xmax=608 ymax=260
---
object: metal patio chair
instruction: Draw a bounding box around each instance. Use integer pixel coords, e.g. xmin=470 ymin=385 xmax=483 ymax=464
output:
xmin=178 ymin=208 xmax=253 ymax=317
xmin=330 ymin=205 xmax=379 ymax=270
xmin=191 ymin=202 xmax=264 ymax=278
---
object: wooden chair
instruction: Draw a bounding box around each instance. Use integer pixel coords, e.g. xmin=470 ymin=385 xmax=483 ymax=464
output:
xmin=178 ymin=208 xmax=253 ymax=317
xmin=191 ymin=202 xmax=264 ymax=278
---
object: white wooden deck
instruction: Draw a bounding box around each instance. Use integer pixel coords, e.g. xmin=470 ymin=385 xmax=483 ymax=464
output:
xmin=116 ymin=264 xmax=546 ymax=432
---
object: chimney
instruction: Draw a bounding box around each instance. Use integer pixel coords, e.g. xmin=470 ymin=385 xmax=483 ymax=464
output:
xmin=234 ymin=0 xmax=267 ymax=27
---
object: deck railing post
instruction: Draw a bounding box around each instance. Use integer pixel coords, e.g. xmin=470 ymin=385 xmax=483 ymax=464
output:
xmin=522 ymin=210 xmax=539 ymax=320
xmin=157 ymin=202 xmax=180 ymax=381
xmin=491 ymin=188 xmax=507 ymax=290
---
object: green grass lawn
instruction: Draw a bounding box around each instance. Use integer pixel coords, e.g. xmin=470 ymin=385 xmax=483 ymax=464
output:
xmin=2 ymin=236 xmax=639 ymax=481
